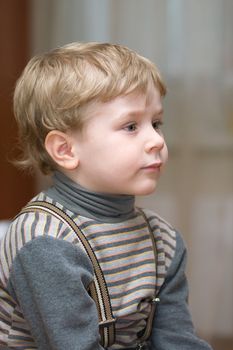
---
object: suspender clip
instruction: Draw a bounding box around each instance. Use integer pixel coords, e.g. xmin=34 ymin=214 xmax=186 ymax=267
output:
xmin=152 ymin=297 xmax=160 ymax=303
xmin=99 ymin=317 xmax=116 ymax=327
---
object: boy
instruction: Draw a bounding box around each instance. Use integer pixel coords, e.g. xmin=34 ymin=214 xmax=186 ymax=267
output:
xmin=0 ymin=42 xmax=212 ymax=350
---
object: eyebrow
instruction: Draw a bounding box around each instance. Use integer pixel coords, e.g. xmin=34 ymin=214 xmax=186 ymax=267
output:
xmin=115 ymin=110 xmax=144 ymax=121
xmin=118 ymin=107 xmax=163 ymax=121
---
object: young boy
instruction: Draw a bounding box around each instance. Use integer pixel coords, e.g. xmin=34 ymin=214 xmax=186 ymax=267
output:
xmin=0 ymin=42 xmax=212 ymax=350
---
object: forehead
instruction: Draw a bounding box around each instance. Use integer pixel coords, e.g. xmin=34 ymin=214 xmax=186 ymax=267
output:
xmin=86 ymin=83 xmax=163 ymax=121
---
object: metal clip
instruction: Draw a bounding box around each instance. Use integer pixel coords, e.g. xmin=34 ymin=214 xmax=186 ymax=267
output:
xmin=99 ymin=317 xmax=116 ymax=327
xmin=152 ymin=297 xmax=160 ymax=303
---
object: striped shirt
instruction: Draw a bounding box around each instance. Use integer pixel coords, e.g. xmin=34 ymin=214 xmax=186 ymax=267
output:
xmin=0 ymin=192 xmax=176 ymax=349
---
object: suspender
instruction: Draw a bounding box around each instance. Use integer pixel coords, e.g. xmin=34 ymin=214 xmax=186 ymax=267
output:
xmin=136 ymin=208 xmax=160 ymax=347
xmin=19 ymin=201 xmax=115 ymax=348
xmin=19 ymin=201 xmax=159 ymax=348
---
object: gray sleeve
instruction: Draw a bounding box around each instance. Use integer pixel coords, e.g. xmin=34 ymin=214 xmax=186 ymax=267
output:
xmin=7 ymin=236 xmax=104 ymax=350
xmin=149 ymin=231 xmax=213 ymax=350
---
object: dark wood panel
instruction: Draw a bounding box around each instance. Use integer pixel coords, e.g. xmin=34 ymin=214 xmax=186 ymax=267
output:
xmin=0 ymin=0 xmax=35 ymax=219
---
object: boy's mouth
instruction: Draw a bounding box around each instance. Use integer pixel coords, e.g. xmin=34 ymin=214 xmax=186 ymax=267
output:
xmin=141 ymin=162 xmax=162 ymax=171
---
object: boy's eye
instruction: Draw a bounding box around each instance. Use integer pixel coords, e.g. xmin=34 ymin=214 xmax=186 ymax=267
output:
xmin=124 ymin=123 xmax=137 ymax=132
xmin=152 ymin=120 xmax=163 ymax=130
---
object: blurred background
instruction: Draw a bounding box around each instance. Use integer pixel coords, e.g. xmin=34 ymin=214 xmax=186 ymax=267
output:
xmin=0 ymin=1 xmax=232 ymax=349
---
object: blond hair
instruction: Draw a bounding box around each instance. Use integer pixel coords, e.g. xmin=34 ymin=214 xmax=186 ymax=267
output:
xmin=13 ymin=42 xmax=166 ymax=174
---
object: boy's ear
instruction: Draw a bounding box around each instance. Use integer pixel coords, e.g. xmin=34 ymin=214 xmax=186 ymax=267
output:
xmin=45 ymin=130 xmax=79 ymax=170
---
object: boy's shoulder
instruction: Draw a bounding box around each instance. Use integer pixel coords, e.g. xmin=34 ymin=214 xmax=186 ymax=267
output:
xmin=0 ymin=192 xmax=80 ymax=286
xmin=1 ymin=192 xmax=75 ymax=257
xmin=139 ymin=207 xmax=177 ymax=243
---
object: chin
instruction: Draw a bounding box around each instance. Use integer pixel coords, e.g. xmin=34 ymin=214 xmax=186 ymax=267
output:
xmin=134 ymin=183 xmax=158 ymax=196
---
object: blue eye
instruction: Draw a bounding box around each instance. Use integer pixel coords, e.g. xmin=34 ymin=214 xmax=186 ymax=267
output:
xmin=124 ymin=123 xmax=137 ymax=132
xmin=152 ymin=120 xmax=163 ymax=130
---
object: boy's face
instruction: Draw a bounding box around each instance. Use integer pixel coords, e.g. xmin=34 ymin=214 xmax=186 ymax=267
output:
xmin=70 ymin=82 xmax=168 ymax=196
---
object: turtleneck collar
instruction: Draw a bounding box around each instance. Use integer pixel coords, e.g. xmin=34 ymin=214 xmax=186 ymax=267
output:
xmin=45 ymin=171 xmax=136 ymax=223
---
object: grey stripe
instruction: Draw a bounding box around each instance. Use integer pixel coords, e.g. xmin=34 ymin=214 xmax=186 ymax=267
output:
xmin=84 ymin=223 xmax=147 ymax=239
xmin=147 ymin=215 xmax=174 ymax=230
xmin=44 ymin=214 xmax=52 ymax=234
xmin=60 ymin=226 xmax=72 ymax=239
xmin=94 ymin=234 xmax=151 ymax=251
xmin=21 ymin=213 xmax=29 ymax=246
xmin=30 ymin=211 xmax=39 ymax=240
xmin=98 ymin=246 xmax=152 ymax=263
xmin=108 ymin=272 xmax=155 ymax=287
xmin=104 ymin=259 xmax=155 ymax=275
xmin=112 ymin=296 xmax=151 ymax=312
xmin=111 ymin=284 xmax=155 ymax=300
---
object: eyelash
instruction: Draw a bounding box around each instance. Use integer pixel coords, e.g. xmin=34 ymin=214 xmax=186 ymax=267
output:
xmin=124 ymin=120 xmax=163 ymax=132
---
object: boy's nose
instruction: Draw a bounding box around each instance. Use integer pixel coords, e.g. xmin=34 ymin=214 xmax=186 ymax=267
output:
xmin=145 ymin=130 xmax=165 ymax=153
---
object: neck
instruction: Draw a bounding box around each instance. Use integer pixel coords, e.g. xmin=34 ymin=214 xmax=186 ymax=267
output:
xmin=45 ymin=171 xmax=136 ymax=222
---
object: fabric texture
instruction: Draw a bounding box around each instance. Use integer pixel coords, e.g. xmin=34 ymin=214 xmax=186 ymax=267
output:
xmin=47 ymin=171 xmax=136 ymax=222
xmin=0 ymin=173 xmax=212 ymax=350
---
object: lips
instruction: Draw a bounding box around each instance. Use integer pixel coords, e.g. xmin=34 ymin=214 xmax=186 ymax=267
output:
xmin=142 ymin=162 xmax=162 ymax=171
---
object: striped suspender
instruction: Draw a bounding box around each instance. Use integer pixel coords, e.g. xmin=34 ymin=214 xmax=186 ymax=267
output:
xmin=19 ymin=201 xmax=116 ymax=348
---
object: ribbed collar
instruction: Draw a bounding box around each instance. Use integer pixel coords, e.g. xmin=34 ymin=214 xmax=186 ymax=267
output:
xmin=45 ymin=171 xmax=136 ymax=223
